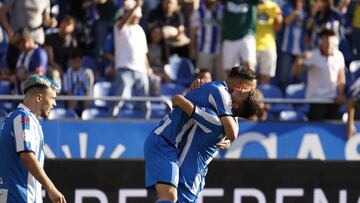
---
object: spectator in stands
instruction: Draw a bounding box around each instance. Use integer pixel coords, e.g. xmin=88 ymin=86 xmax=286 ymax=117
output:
xmin=306 ymin=0 xmax=351 ymax=62
xmin=277 ymin=0 xmax=308 ymax=90
xmin=112 ymin=0 xmax=154 ymax=118
xmin=82 ymin=0 xmax=119 ymax=60
xmin=256 ymin=0 xmax=283 ymax=85
xmin=274 ymin=0 xmax=286 ymax=7
xmin=0 ymin=0 xmax=57 ymax=45
xmin=77 ymin=0 xmax=98 ymax=52
xmin=196 ymin=68 xmax=212 ymax=83
xmin=0 ymin=24 xmax=10 ymax=81
xmin=349 ymin=0 xmax=360 ymax=60
xmin=292 ymin=29 xmax=346 ymax=121
xmin=147 ymin=25 xmax=169 ymax=81
xmin=102 ymin=32 xmax=116 ymax=80
xmin=63 ymin=49 xmax=94 ymax=115
xmin=44 ymin=16 xmax=78 ymax=88
xmin=221 ymin=0 xmax=259 ymax=76
xmin=15 ymin=28 xmax=48 ymax=94
xmin=45 ymin=16 xmax=78 ymax=74
xmin=189 ymin=0 xmax=223 ymax=80
xmin=147 ymin=0 xmax=189 ymax=57
xmin=346 ymin=77 xmax=360 ymax=139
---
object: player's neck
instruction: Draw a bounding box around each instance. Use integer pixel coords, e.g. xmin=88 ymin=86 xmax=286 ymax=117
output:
xmin=23 ymin=99 xmax=40 ymax=117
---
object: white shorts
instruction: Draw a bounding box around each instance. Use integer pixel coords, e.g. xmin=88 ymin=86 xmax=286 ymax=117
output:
xmin=197 ymin=53 xmax=220 ymax=72
xmin=256 ymin=49 xmax=277 ymax=77
xmin=222 ymin=34 xmax=257 ymax=71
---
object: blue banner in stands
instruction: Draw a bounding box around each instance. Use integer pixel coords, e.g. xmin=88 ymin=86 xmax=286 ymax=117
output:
xmin=37 ymin=121 xmax=360 ymax=160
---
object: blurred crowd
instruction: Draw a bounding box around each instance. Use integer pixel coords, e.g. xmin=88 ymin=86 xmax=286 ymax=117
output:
xmin=0 ymin=0 xmax=359 ymax=123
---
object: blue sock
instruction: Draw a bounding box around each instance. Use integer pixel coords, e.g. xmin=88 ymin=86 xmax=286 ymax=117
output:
xmin=156 ymin=201 xmax=175 ymax=203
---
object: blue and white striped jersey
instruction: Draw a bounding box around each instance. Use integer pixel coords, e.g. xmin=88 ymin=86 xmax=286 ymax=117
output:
xmin=153 ymin=81 xmax=232 ymax=147
xmin=63 ymin=67 xmax=91 ymax=95
xmin=0 ymin=25 xmax=9 ymax=55
xmin=185 ymin=81 xmax=233 ymax=117
xmin=0 ymin=103 xmax=45 ymax=203
xmin=280 ymin=3 xmax=307 ymax=55
xmin=16 ymin=46 xmax=48 ymax=75
xmin=190 ymin=3 xmax=223 ymax=54
xmin=177 ymin=106 xmax=225 ymax=197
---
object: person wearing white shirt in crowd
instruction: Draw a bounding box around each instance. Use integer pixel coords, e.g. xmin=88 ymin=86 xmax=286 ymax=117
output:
xmin=292 ymin=28 xmax=346 ymax=121
xmin=111 ymin=0 xmax=154 ymax=118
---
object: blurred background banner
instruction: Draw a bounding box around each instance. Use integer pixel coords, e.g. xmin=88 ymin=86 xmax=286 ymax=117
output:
xmin=44 ymin=160 xmax=360 ymax=203
xmin=25 ymin=121 xmax=360 ymax=160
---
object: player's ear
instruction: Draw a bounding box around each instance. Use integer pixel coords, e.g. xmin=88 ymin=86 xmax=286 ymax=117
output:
xmin=36 ymin=93 xmax=43 ymax=102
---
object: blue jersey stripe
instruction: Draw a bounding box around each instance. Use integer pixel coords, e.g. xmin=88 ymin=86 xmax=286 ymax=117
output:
xmin=210 ymin=26 xmax=218 ymax=53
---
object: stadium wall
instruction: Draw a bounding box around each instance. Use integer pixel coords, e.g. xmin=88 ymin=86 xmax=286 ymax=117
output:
xmin=44 ymin=160 xmax=360 ymax=203
xmin=38 ymin=121 xmax=360 ymax=160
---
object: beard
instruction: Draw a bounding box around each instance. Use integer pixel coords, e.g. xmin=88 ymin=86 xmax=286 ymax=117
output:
xmin=232 ymin=106 xmax=244 ymax=118
xmin=40 ymin=110 xmax=49 ymax=120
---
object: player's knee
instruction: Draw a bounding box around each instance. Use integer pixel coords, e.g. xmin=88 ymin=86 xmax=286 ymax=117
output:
xmin=156 ymin=184 xmax=177 ymax=202
xmin=159 ymin=190 xmax=177 ymax=202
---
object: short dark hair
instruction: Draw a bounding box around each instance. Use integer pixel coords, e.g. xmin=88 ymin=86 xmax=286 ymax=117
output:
xmin=234 ymin=90 xmax=259 ymax=119
xmin=319 ymin=29 xmax=336 ymax=38
xmin=25 ymin=84 xmax=50 ymax=96
xmin=68 ymin=48 xmax=83 ymax=59
xmin=228 ymin=66 xmax=257 ymax=82
xmin=196 ymin=68 xmax=211 ymax=77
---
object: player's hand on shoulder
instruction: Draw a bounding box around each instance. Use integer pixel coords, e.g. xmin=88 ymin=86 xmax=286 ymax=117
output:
xmin=48 ymin=187 xmax=66 ymax=203
xmin=216 ymin=139 xmax=231 ymax=150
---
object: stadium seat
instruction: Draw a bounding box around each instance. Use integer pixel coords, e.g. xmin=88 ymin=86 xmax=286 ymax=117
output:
xmin=93 ymin=81 xmax=113 ymax=109
xmin=48 ymin=108 xmax=78 ymax=120
xmin=0 ymin=108 xmax=7 ymax=119
xmin=116 ymin=108 xmax=146 ymax=119
xmin=257 ymin=84 xmax=292 ymax=114
xmin=0 ymin=80 xmax=14 ymax=111
xmin=279 ymin=110 xmax=308 ymax=121
xmin=285 ymin=83 xmax=309 ymax=113
xmin=82 ymin=55 xmax=97 ymax=72
xmin=160 ymin=83 xmax=186 ymax=98
xmin=55 ymin=101 xmax=65 ymax=108
xmin=116 ymin=102 xmax=169 ymax=119
xmin=257 ymin=84 xmax=283 ymax=98
xmin=81 ymin=108 xmax=111 ymax=120
xmin=150 ymin=102 xmax=169 ymax=119
xmin=0 ymin=80 xmax=11 ymax=94
xmin=349 ymin=60 xmax=360 ymax=83
xmin=164 ymin=55 xmax=196 ymax=87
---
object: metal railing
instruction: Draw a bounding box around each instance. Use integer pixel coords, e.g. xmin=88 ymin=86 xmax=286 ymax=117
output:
xmin=0 ymin=95 xmax=338 ymax=120
xmin=0 ymin=95 xmax=336 ymax=105
xmin=0 ymin=95 xmax=173 ymax=120
xmin=0 ymin=95 xmax=172 ymax=108
xmin=259 ymin=98 xmax=335 ymax=104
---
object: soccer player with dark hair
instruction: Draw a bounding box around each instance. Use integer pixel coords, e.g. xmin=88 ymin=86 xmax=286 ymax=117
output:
xmin=144 ymin=66 xmax=257 ymax=203
xmin=172 ymin=91 xmax=258 ymax=202
xmin=0 ymin=74 xmax=66 ymax=203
